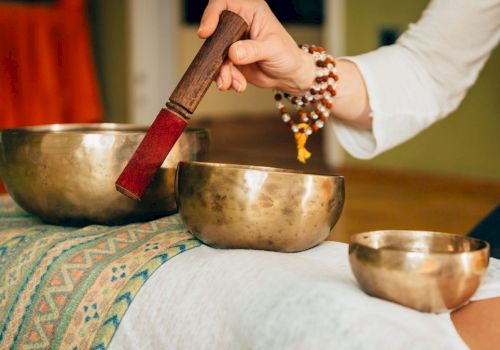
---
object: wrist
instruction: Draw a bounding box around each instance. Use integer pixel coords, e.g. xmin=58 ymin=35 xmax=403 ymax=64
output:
xmin=294 ymin=50 xmax=317 ymax=95
xmin=278 ymin=48 xmax=316 ymax=96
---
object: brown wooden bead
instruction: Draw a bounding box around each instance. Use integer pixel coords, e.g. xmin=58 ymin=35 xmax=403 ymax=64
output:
xmin=320 ymin=114 xmax=328 ymax=121
xmin=325 ymin=57 xmax=336 ymax=66
xmin=317 ymin=60 xmax=326 ymax=68
xmin=274 ymin=94 xmax=282 ymax=101
xmin=298 ymin=110 xmax=305 ymax=117
xmin=279 ymin=107 xmax=288 ymax=114
xmin=310 ymin=88 xmax=318 ymax=95
xmin=312 ymin=124 xmax=319 ymax=132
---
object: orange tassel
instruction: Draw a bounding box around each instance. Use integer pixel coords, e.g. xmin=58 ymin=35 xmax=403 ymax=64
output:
xmin=294 ymin=123 xmax=312 ymax=164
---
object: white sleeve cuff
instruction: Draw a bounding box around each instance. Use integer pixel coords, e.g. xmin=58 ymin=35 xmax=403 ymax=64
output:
xmin=332 ymin=45 xmax=442 ymax=159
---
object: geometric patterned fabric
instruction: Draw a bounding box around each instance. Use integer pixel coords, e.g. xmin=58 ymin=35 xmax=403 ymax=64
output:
xmin=0 ymin=195 xmax=200 ymax=349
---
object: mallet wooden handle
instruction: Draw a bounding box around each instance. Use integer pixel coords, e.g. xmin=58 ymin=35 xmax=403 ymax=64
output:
xmin=168 ymin=10 xmax=248 ymax=116
xmin=116 ymin=11 xmax=247 ymax=200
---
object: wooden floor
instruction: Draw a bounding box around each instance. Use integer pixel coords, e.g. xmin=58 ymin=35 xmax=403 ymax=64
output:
xmin=192 ymin=115 xmax=500 ymax=243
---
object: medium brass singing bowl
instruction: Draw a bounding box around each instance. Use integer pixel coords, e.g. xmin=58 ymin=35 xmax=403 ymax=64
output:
xmin=349 ymin=230 xmax=490 ymax=313
xmin=176 ymin=161 xmax=344 ymax=252
xmin=0 ymin=123 xmax=210 ymax=225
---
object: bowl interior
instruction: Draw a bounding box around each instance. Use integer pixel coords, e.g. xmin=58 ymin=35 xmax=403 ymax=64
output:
xmin=351 ymin=230 xmax=488 ymax=255
xmin=183 ymin=161 xmax=343 ymax=179
xmin=0 ymin=123 xmax=207 ymax=135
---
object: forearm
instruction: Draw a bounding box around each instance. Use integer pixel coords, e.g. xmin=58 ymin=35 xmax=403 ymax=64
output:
xmin=330 ymin=60 xmax=372 ymax=130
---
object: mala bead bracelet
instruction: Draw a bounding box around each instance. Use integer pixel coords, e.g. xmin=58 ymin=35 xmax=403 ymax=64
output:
xmin=274 ymin=44 xmax=338 ymax=164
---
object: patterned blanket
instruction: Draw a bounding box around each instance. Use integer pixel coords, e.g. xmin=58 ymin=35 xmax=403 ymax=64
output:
xmin=0 ymin=195 xmax=200 ymax=350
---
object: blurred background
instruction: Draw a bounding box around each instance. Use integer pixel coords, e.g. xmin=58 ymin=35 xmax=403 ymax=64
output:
xmin=88 ymin=0 xmax=500 ymax=180
xmin=1 ymin=0 xmax=499 ymax=240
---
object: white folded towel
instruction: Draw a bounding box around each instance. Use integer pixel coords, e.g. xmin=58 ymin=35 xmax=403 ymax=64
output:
xmin=110 ymin=242 xmax=500 ymax=350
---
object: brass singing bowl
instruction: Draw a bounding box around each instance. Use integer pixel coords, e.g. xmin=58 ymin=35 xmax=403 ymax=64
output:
xmin=175 ymin=161 xmax=344 ymax=252
xmin=0 ymin=123 xmax=210 ymax=225
xmin=349 ymin=230 xmax=490 ymax=313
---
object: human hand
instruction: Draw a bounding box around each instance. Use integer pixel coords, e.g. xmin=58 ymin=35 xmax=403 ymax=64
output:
xmin=198 ymin=0 xmax=316 ymax=95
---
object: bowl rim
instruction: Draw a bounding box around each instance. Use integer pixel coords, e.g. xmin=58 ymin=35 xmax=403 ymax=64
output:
xmin=179 ymin=161 xmax=344 ymax=180
xmin=0 ymin=123 xmax=208 ymax=135
xmin=349 ymin=230 xmax=490 ymax=256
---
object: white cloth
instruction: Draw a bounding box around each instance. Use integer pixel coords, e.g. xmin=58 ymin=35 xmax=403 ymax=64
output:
xmin=109 ymin=242 xmax=500 ymax=350
xmin=333 ymin=0 xmax=500 ymax=159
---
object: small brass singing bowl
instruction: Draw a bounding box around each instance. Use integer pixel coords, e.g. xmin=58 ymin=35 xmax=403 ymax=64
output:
xmin=349 ymin=230 xmax=490 ymax=313
xmin=175 ymin=161 xmax=344 ymax=252
xmin=0 ymin=123 xmax=210 ymax=225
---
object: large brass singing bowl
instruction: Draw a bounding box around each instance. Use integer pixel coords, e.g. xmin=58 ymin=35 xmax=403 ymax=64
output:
xmin=349 ymin=230 xmax=490 ymax=313
xmin=176 ymin=161 xmax=344 ymax=252
xmin=0 ymin=124 xmax=210 ymax=225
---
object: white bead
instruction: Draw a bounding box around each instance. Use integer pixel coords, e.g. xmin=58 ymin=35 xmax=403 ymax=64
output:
xmin=327 ymin=63 xmax=334 ymax=70
xmin=305 ymin=127 xmax=313 ymax=135
xmin=323 ymin=110 xmax=330 ymax=117
xmin=316 ymin=120 xmax=325 ymax=128
xmin=310 ymin=112 xmax=318 ymax=120
xmin=307 ymin=95 xmax=314 ymax=101
xmin=328 ymin=78 xmax=335 ymax=85
xmin=275 ymin=102 xmax=284 ymax=109
xmin=291 ymin=124 xmax=299 ymax=133
xmin=301 ymin=116 xmax=309 ymax=122
xmin=282 ymin=113 xmax=291 ymax=122
xmin=319 ymin=105 xmax=327 ymax=113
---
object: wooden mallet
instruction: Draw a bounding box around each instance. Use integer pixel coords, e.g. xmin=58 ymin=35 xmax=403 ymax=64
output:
xmin=115 ymin=11 xmax=248 ymax=200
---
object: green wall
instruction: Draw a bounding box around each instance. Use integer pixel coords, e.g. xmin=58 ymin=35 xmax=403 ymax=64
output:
xmin=345 ymin=0 xmax=500 ymax=180
xmin=88 ymin=0 xmax=129 ymax=123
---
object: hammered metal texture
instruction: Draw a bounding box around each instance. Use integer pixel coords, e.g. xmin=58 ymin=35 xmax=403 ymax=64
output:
xmin=176 ymin=161 xmax=344 ymax=252
xmin=0 ymin=124 xmax=210 ymax=225
xmin=349 ymin=230 xmax=490 ymax=312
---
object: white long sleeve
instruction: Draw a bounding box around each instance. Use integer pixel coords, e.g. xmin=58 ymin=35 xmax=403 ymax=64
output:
xmin=333 ymin=0 xmax=500 ymax=159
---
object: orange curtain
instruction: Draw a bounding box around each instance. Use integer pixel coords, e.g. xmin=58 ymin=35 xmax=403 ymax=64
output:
xmin=0 ymin=0 xmax=102 ymax=193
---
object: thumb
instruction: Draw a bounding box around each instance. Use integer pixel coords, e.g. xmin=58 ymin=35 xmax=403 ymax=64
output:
xmin=228 ymin=39 xmax=267 ymax=65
